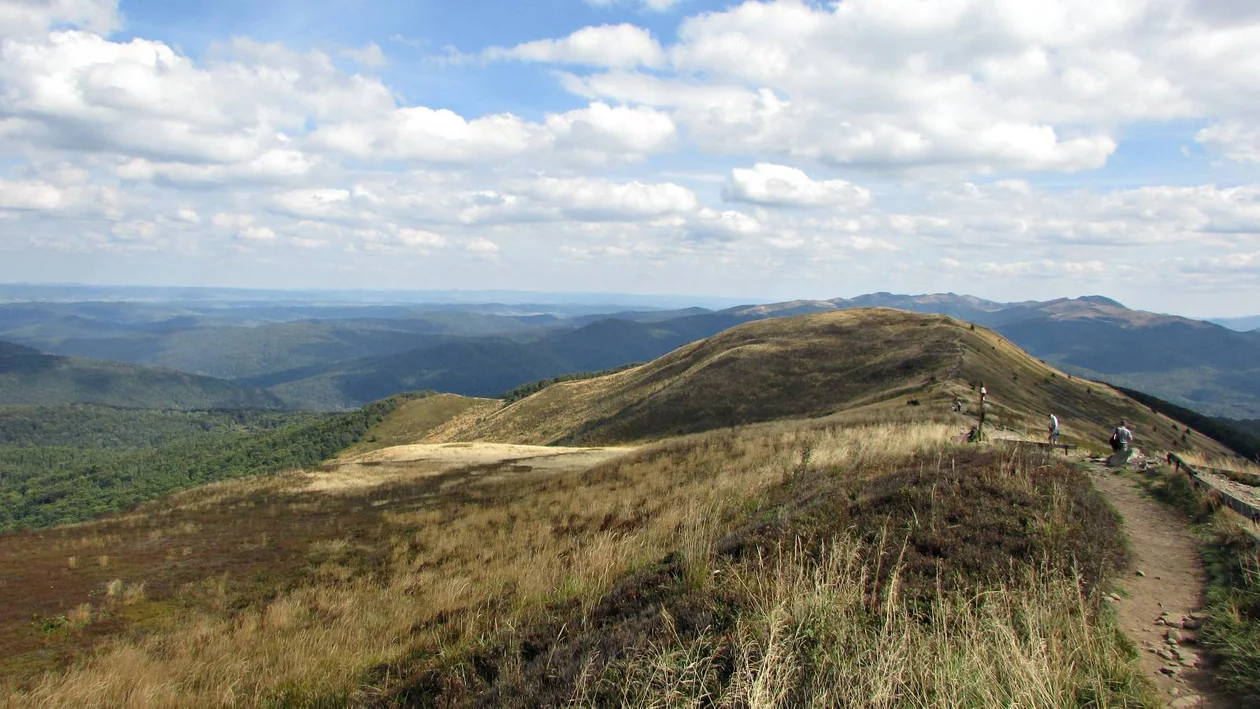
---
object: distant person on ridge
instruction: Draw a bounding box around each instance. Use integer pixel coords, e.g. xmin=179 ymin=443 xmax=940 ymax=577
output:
xmin=1048 ymin=414 xmax=1061 ymax=444
xmin=1110 ymin=419 xmax=1134 ymax=453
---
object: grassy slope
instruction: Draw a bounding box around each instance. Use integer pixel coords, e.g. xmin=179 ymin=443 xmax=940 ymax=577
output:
xmin=338 ymin=393 xmax=496 ymax=457
xmin=5 ymin=308 xmax=1244 ymax=705
xmin=1 ymin=420 xmax=1155 ymax=706
xmin=425 ymin=309 xmax=1232 ymax=459
xmin=0 ymin=346 xmax=283 ymax=410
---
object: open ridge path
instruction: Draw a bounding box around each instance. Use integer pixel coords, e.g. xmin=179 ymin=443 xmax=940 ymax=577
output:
xmin=1086 ymin=462 xmax=1234 ymax=708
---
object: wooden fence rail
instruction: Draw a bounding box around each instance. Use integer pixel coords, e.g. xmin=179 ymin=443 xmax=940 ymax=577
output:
xmin=1168 ymin=452 xmax=1260 ymax=524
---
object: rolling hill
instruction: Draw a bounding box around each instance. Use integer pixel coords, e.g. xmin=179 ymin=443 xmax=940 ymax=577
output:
xmin=377 ymin=309 xmax=1225 ymax=456
xmin=721 ymin=294 xmax=1260 ymax=419
xmin=0 ymin=340 xmax=284 ymax=409
xmin=988 ymin=299 xmax=1260 ymax=418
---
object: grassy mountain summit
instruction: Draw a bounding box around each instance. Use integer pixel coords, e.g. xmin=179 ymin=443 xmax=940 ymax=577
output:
xmin=0 ymin=340 xmax=284 ymax=409
xmin=719 ymin=294 xmax=1260 ymax=419
xmin=389 ymin=309 xmax=1223 ymax=457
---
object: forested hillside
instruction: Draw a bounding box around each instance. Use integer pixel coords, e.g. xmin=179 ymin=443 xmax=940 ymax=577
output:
xmin=266 ymin=314 xmax=748 ymax=409
xmin=0 ymin=341 xmax=284 ymax=409
xmin=0 ymin=393 xmax=428 ymax=531
xmin=0 ymin=405 xmax=317 ymax=449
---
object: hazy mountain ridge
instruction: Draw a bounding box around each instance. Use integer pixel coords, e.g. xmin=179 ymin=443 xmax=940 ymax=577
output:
xmin=0 ymin=340 xmax=284 ymax=410
xmin=1212 ymin=315 xmax=1260 ymax=332
xmin=1 ymin=289 xmax=1257 ymax=418
xmin=266 ymin=314 xmax=750 ymax=409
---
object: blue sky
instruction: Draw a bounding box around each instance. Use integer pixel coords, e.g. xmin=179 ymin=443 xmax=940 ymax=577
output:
xmin=2 ymin=0 xmax=1260 ymax=317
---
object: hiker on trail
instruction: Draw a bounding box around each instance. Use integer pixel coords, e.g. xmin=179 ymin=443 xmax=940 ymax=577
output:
xmin=1110 ymin=419 xmax=1134 ymax=452
xmin=1048 ymin=414 xmax=1061 ymax=444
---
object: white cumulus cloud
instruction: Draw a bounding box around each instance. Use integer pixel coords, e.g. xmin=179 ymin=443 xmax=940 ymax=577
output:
xmin=485 ymin=24 xmax=664 ymax=69
xmin=723 ymin=163 xmax=872 ymax=209
xmin=465 ymin=236 xmax=500 ymax=258
xmin=514 ymin=177 xmax=698 ymax=221
xmin=1196 ymin=122 xmax=1260 ymax=164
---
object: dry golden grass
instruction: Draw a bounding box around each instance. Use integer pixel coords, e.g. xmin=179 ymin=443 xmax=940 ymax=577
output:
xmin=6 ymin=419 xmax=957 ymax=707
xmin=594 ymin=538 xmax=1151 ymax=708
xmin=339 ymin=393 xmax=500 ymax=457
xmin=1180 ymin=451 xmax=1260 ymax=477
xmin=65 ymin=604 xmax=93 ymax=628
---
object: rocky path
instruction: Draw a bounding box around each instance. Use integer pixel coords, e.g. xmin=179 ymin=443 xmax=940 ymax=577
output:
xmin=1087 ymin=465 xmax=1233 ymax=708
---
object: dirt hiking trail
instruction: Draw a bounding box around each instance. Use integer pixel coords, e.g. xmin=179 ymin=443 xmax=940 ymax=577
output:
xmin=1087 ymin=464 xmax=1234 ymax=708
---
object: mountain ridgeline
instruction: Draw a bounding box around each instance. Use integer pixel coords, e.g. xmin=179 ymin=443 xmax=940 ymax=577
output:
xmin=0 ymin=340 xmax=283 ymax=410
xmin=408 ymin=309 xmax=1222 ymax=457
xmin=2 ymin=291 xmax=1258 ymax=420
xmin=235 ymin=295 xmax=1260 ymax=418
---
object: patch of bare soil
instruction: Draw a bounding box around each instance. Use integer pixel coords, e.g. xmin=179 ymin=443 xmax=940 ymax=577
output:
xmin=1089 ymin=465 xmax=1236 ymax=708
xmin=307 ymin=443 xmax=633 ymax=493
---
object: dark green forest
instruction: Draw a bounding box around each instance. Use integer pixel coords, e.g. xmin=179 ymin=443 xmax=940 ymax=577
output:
xmin=0 ymin=393 xmax=428 ymax=532
xmin=0 ymin=405 xmax=318 ymax=449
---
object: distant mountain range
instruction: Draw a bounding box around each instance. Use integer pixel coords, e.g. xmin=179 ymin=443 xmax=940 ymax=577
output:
xmin=1212 ymin=315 xmax=1260 ymax=332
xmin=262 ymin=293 xmax=1260 ymax=417
xmin=0 ymin=339 xmax=282 ymax=409
xmin=1 ymin=289 xmax=1258 ymax=419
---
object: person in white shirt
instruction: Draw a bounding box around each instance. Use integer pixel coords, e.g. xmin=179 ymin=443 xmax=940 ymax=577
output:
xmin=1110 ymin=420 xmax=1134 ymax=452
xmin=1048 ymin=414 xmax=1061 ymax=444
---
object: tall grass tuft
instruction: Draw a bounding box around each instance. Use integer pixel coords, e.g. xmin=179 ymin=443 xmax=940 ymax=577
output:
xmin=590 ymin=538 xmax=1153 ymax=708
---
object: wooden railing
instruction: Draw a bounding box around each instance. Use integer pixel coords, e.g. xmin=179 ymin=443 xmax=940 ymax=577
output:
xmin=1168 ymin=452 xmax=1260 ymax=523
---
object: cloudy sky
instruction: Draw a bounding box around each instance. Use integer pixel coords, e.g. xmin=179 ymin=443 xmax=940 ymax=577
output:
xmin=2 ymin=0 xmax=1259 ymax=316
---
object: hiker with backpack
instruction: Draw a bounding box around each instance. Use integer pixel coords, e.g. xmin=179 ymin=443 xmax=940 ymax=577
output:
xmin=1110 ymin=420 xmax=1134 ymax=452
xmin=1048 ymin=414 xmax=1061 ymax=444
